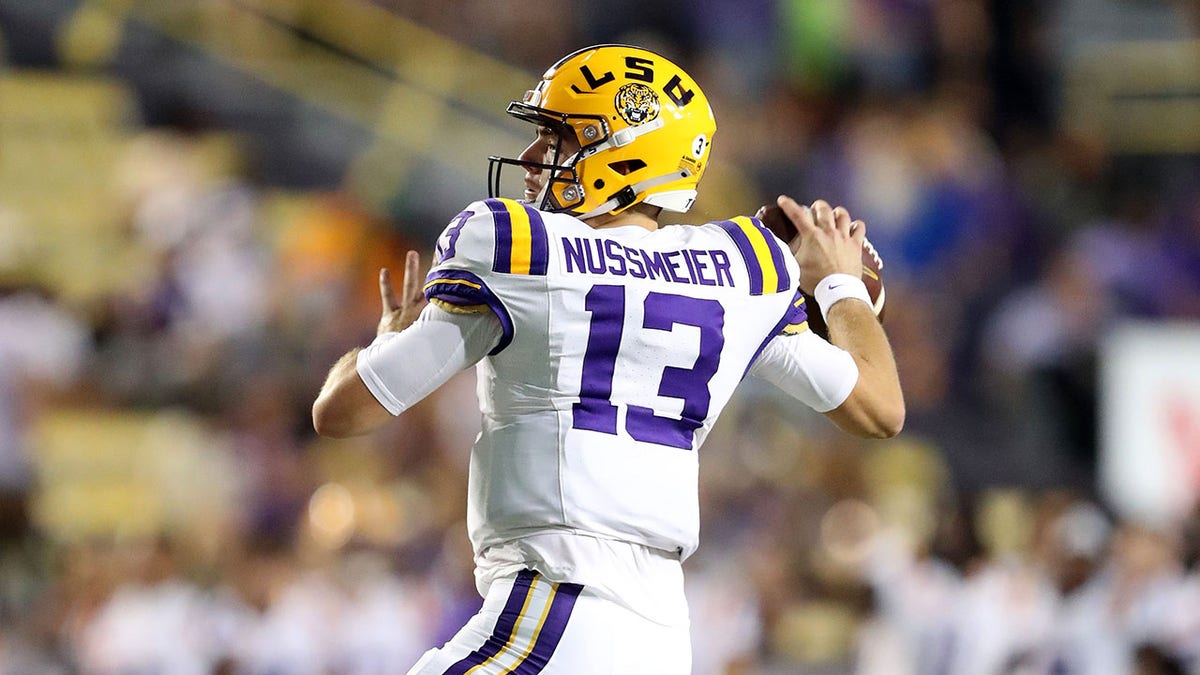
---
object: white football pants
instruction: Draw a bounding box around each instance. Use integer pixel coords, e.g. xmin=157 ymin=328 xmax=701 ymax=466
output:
xmin=405 ymin=569 xmax=691 ymax=675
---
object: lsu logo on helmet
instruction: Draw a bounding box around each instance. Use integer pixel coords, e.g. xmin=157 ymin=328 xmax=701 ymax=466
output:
xmin=615 ymin=83 xmax=661 ymax=126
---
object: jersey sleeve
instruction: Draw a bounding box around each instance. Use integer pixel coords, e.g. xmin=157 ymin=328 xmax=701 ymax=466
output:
xmin=775 ymin=289 xmax=810 ymax=336
xmin=423 ymin=198 xmax=550 ymax=354
xmin=356 ymin=303 xmax=503 ymax=415
xmin=747 ymin=329 xmax=859 ymax=413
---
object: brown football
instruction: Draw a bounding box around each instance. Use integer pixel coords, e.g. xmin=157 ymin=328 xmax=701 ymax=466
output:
xmin=757 ymin=204 xmax=886 ymax=339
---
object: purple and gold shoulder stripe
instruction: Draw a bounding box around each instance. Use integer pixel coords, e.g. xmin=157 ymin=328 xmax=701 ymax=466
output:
xmin=486 ymin=198 xmax=550 ymax=276
xmin=780 ymin=291 xmax=809 ymax=335
xmin=423 ymin=268 xmax=514 ymax=354
xmin=442 ymin=569 xmax=584 ymax=675
xmin=714 ymin=216 xmax=791 ymax=295
xmin=745 ymin=288 xmax=810 ymax=378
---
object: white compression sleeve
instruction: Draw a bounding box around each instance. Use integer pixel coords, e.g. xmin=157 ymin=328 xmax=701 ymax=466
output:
xmin=748 ymin=330 xmax=859 ymax=413
xmin=355 ymin=304 xmax=503 ymax=415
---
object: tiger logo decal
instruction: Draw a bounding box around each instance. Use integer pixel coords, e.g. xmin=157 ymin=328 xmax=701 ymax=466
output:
xmin=614 ymin=83 xmax=661 ymax=126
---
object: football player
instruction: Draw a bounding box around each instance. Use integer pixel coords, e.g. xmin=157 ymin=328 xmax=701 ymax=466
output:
xmin=313 ymin=44 xmax=903 ymax=675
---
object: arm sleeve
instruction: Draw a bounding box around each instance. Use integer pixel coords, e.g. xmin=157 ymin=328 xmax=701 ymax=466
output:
xmin=748 ymin=330 xmax=859 ymax=413
xmin=355 ymin=303 xmax=503 ymax=415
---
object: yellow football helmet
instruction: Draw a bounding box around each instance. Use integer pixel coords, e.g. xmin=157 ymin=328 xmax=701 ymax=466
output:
xmin=489 ymin=44 xmax=716 ymax=219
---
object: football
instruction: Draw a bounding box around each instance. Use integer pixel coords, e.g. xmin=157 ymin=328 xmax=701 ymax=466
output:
xmin=758 ymin=203 xmax=800 ymax=244
xmin=757 ymin=204 xmax=886 ymax=339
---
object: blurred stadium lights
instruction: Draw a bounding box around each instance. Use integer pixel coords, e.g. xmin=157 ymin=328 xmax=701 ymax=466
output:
xmin=307 ymin=481 xmax=355 ymax=550
xmin=818 ymin=498 xmax=880 ymax=567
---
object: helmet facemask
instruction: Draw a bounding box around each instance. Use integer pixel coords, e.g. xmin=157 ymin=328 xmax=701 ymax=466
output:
xmin=487 ymin=103 xmax=608 ymax=214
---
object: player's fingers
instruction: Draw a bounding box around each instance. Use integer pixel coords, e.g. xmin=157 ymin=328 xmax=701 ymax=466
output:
xmin=810 ymin=200 xmax=835 ymax=230
xmin=402 ymin=250 xmax=422 ymax=304
xmin=379 ymin=268 xmax=400 ymax=312
xmin=833 ymin=206 xmax=853 ymax=235
xmin=850 ymin=220 xmax=867 ymax=244
xmin=777 ymin=195 xmax=815 ymax=232
xmin=754 ymin=205 xmax=767 ymax=220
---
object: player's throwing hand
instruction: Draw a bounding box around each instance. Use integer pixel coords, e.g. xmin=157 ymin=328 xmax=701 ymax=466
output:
xmin=377 ymin=251 xmax=428 ymax=336
xmin=779 ymin=196 xmax=867 ymax=294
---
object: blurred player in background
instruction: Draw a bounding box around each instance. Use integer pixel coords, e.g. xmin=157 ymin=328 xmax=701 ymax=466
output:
xmin=312 ymin=44 xmax=903 ymax=674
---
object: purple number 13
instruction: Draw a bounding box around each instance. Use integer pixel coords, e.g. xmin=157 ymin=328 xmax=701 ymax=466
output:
xmin=572 ymin=285 xmax=724 ymax=450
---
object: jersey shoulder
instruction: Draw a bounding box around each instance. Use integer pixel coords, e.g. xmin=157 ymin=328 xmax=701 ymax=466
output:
xmin=696 ymin=215 xmax=799 ymax=296
xmin=423 ymin=199 xmax=548 ymax=352
xmin=430 ymin=198 xmax=553 ymax=278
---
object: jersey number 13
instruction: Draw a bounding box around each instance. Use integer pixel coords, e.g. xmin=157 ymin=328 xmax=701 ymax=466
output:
xmin=571 ymin=285 xmax=724 ymax=450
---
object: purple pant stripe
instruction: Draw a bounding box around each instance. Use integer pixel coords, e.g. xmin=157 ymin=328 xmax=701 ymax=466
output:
xmin=442 ymin=570 xmax=539 ymax=675
xmin=511 ymin=582 xmax=584 ymax=675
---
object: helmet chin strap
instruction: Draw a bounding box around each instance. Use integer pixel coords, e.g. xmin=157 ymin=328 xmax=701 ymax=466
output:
xmin=575 ymin=168 xmax=693 ymax=220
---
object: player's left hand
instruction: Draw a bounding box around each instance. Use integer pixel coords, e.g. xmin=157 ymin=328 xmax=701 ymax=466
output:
xmin=377 ymin=250 xmax=428 ymax=335
xmin=781 ymin=197 xmax=866 ymax=294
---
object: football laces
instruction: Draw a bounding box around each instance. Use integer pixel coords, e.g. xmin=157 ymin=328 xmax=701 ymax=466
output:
xmin=863 ymin=238 xmax=883 ymax=270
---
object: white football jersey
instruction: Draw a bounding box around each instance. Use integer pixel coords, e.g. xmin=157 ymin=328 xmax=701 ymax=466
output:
xmin=423 ymin=198 xmax=811 ymax=560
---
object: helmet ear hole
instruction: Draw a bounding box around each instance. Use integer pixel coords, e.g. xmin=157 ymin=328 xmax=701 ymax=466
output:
xmin=608 ymin=159 xmax=646 ymax=176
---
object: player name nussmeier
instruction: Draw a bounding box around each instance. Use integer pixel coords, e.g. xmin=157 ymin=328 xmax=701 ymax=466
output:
xmin=560 ymin=236 xmax=735 ymax=287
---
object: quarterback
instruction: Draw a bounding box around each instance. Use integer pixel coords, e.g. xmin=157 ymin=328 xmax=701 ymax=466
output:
xmin=313 ymin=45 xmax=903 ymax=674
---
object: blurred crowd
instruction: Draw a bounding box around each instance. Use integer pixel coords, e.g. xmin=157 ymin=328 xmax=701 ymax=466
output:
xmin=1 ymin=0 xmax=1200 ymax=673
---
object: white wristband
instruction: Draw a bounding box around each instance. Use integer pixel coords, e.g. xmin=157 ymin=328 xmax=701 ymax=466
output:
xmin=813 ymin=273 xmax=872 ymax=322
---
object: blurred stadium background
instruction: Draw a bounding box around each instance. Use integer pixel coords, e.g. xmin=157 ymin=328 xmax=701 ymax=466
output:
xmin=0 ymin=0 xmax=1199 ymax=673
